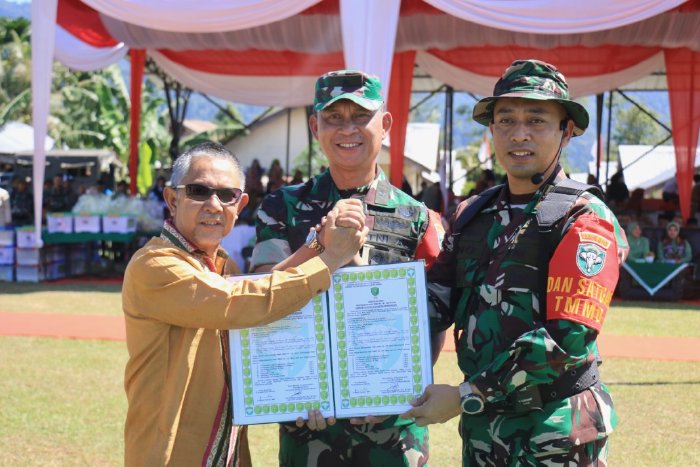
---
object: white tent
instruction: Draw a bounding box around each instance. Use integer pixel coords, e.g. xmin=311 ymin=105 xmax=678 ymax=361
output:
xmin=0 ymin=122 xmax=55 ymax=154
xmin=619 ymin=144 xmax=700 ymax=190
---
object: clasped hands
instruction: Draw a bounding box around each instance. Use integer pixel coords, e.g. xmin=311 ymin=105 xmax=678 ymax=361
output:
xmin=316 ymin=198 xmax=368 ymax=267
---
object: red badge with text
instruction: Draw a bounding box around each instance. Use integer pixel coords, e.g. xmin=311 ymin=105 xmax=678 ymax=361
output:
xmin=546 ymin=214 xmax=619 ymax=332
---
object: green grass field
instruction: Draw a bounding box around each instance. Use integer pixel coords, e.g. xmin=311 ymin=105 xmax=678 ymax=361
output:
xmin=1 ymin=284 xmax=699 ymax=465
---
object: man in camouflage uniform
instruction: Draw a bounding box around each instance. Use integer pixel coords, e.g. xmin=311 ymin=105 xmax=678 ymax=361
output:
xmin=250 ymin=69 xmax=443 ymax=466
xmin=401 ymin=59 xmax=629 ymax=465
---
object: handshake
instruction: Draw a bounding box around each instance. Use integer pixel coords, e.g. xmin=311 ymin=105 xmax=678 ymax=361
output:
xmin=315 ymin=198 xmax=369 ymax=272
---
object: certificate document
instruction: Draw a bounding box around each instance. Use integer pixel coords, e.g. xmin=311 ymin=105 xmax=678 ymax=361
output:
xmin=228 ymin=260 xmax=433 ymax=425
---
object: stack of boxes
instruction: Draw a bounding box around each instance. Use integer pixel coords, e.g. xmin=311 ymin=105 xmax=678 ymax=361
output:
xmin=0 ymin=227 xmax=14 ymax=281
xmin=15 ymin=228 xmax=48 ymax=282
xmin=102 ymin=214 xmax=137 ymax=233
xmin=1 ymin=210 xmax=137 ymax=282
xmin=74 ymin=212 xmax=101 ymax=233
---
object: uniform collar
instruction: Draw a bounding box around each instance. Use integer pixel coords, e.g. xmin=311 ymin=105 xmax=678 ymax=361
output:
xmin=160 ymin=219 xmax=229 ymax=262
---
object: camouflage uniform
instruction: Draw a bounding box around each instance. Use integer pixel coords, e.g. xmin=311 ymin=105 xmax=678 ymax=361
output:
xmin=251 ymin=168 xmax=441 ymax=466
xmin=427 ymin=60 xmax=629 ymax=466
xmin=430 ymin=169 xmax=628 ymax=465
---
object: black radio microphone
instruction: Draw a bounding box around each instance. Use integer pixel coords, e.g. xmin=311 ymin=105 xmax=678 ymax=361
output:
xmin=530 ymin=120 xmax=568 ymax=185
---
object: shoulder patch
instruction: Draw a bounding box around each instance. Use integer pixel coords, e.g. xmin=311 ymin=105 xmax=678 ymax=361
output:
xmin=576 ymin=243 xmax=606 ymax=277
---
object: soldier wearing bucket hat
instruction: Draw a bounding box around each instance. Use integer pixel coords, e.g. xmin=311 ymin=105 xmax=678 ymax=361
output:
xmin=251 ymin=69 xmax=444 ymax=466
xmin=402 ymin=59 xmax=629 ymax=465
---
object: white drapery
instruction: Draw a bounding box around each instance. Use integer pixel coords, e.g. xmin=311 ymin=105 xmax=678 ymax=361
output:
xmin=97 ymin=7 xmax=700 ymax=52
xmin=31 ymin=0 xmax=59 ymax=244
xmin=82 ymin=0 xmax=322 ymax=33
xmin=416 ymin=50 xmax=667 ymax=98
xmin=55 ymin=26 xmax=128 ymax=71
xmin=149 ymin=51 xmax=318 ymax=107
xmin=423 ymin=0 xmax=687 ymax=33
xmin=339 ymin=0 xmax=401 ymax=98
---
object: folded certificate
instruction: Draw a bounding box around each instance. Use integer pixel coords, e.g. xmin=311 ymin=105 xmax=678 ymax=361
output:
xmin=228 ymin=260 xmax=434 ymax=425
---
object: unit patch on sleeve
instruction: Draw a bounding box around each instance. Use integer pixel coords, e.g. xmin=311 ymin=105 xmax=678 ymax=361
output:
xmin=547 ymin=214 xmax=620 ymax=332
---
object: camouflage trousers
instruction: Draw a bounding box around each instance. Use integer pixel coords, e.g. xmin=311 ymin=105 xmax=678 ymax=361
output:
xmin=279 ymin=416 xmax=429 ymax=467
xmin=459 ymin=415 xmax=609 ymax=466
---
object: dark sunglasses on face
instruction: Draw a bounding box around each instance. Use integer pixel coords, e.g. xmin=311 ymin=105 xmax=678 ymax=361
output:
xmin=175 ymin=184 xmax=243 ymax=205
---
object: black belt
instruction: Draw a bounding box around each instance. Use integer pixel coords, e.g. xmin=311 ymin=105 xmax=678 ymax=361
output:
xmin=473 ymin=360 xmax=600 ymax=414
xmin=541 ymin=360 xmax=600 ymax=403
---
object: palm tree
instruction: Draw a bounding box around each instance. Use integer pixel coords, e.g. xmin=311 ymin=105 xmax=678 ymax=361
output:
xmin=0 ymin=17 xmax=31 ymax=126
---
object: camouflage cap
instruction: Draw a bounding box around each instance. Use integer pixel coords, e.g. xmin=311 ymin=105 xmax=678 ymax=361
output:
xmin=472 ymin=59 xmax=589 ymax=136
xmin=313 ymin=70 xmax=383 ymax=112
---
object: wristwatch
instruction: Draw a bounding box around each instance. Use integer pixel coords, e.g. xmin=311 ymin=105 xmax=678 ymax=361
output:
xmin=459 ymin=382 xmax=485 ymax=415
xmin=304 ymin=228 xmax=325 ymax=254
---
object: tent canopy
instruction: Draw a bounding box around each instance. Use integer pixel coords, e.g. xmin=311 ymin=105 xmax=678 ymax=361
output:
xmin=30 ymin=0 xmax=700 ymax=243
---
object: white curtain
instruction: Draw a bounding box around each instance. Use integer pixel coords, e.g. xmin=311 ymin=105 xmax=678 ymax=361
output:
xmin=82 ymin=0 xmax=322 ymax=33
xmin=339 ymin=0 xmax=401 ymax=99
xmin=100 ymin=5 xmax=700 ymax=52
xmin=150 ymin=51 xmax=318 ymax=107
xmin=415 ymin=50 xmax=666 ymax=97
xmin=423 ymin=0 xmax=687 ymax=34
xmin=102 ymin=13 xmax=342 ymax=52
xmin=31 ymin=0 xmax=59 ymax=245
xmin=396 ymin=9 xmax=700 ymax=51
xmin=55 ymin=26 xmax=128 ymax=71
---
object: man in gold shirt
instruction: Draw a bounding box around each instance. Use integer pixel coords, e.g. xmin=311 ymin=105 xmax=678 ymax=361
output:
xmin=122 ymin=142 xmax=367 ymax=466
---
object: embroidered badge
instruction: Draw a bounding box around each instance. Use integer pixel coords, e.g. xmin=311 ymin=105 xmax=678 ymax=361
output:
xmin=576 ymin=243 xmax=606 ymax=277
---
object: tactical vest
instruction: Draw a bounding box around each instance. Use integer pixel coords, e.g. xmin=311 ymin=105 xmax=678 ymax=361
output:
xmin=362 ymin=179 xmax=428 ymax=265
xmin=285 ymin=179 xmax=427 ymax=265
xmin=453 ymin=178 xmax=604 ymax=409
xmin=453 ymin=178 xmax=603 ymax=306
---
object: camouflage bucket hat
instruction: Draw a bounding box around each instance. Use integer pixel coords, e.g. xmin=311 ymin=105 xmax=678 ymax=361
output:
xmin=472 ymin=59 xmax=589 ymax=136
xmin=313 ymin=70 xmax=383 ymax=112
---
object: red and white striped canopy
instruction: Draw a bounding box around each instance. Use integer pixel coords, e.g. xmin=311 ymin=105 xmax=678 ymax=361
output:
xmin=30 ymin=0 xmax=700 ymax=241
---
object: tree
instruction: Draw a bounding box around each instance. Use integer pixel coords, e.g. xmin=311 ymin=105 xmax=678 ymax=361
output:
xmin=0 ymin=17 xmax=31 ymax=126
xmin=292 ymin=140 xmax=326 ymax=177
xmin=49 ymin=64 xmax=170 ymax=173
xmin=610 ymin=99 xmax=666 ymax=158
xmin=181 ymin=100 xmax=247 ymax=148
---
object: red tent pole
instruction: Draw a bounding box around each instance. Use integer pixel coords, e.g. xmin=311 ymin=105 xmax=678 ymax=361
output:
xmin=387 ymin=51 xmax=416 ymax=188
xmin=664 ymin=48 xmax=700 ymax=221
xmin=129 ymin=49 xmax=146 ymax=195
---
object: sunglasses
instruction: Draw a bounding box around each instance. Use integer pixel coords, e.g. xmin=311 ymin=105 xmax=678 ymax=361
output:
xmin=175 ymin=184 xmax=243 ymax=205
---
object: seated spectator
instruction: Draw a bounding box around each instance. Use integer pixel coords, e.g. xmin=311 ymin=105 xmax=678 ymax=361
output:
xmin=420 ymin=181 xmax=443 ymax=212
xmin=624 ymin=188 xmax=645 ymax=219
xmin=290 ymin=169 xmax=304 ymax=185
xmin=112 ymin=180 xmax=129 ymax=199
xmin=245 ymin=158 xmax=265 ymax=196
xmin=662 ymin=178 xmax=679 ymax=204
xmin=266 ymin=158 xmax=286 ymax=194
xmin=46 ymin=174 xmax=73 ymax=213
xmin=625 ymin=222 xmax=654 ymax=263
xmin=657 ymin=221 xmax=692 ymax=264
xmin=586 ymin=173 xmax=603 ymax=192
xmin=148 ymin=176 xmax=167 ymax=203
xmin=474 ymin=168 xmax=496 ymax=195
xmin=10 ymin=177 xmax=33 ymax=225
xmin=606 ymin=171 xmax=629 ymax=210
xmin=0 ymin=186 xmax=10 ymax=226
xmin=691 ymin=173 xmax=700 ymax=219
